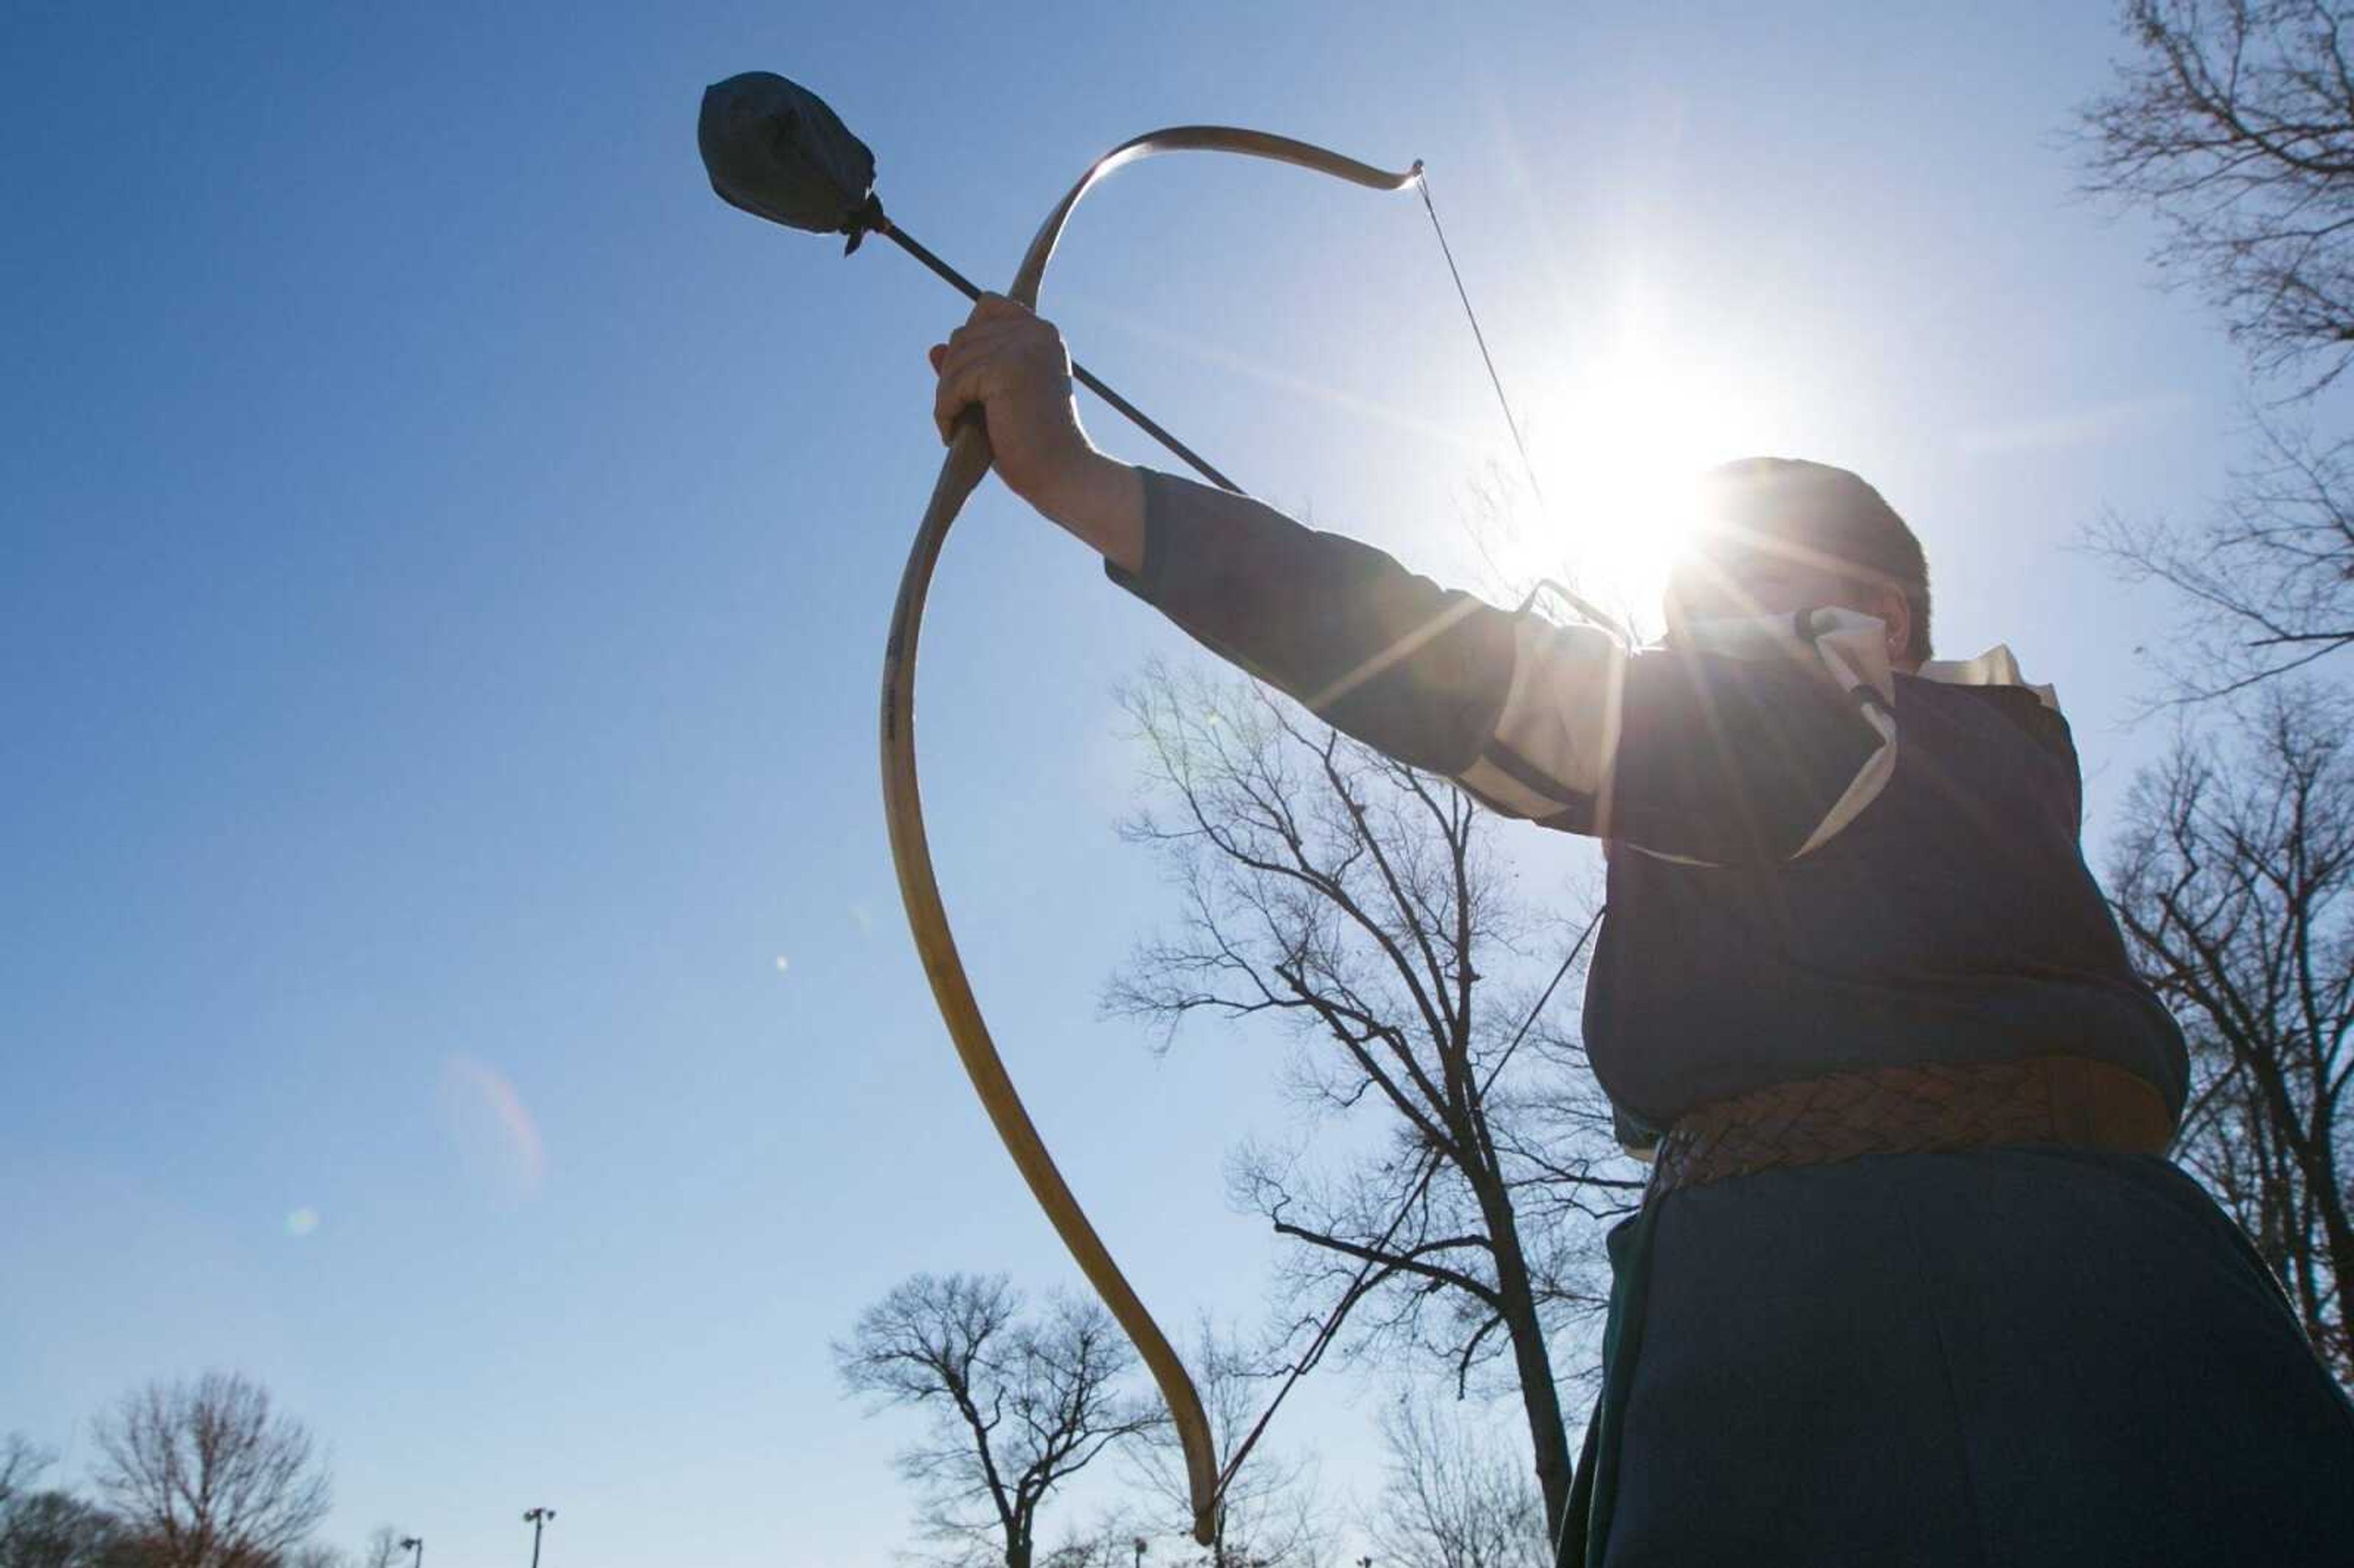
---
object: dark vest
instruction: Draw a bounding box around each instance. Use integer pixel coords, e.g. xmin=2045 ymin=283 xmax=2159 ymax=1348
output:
xmin=1585 ymin=674 xmax=2188 ymax=1132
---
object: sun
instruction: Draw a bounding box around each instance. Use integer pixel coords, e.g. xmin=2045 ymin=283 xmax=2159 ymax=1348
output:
xmin=1491 ymin=327 xmax=1753 ymax=642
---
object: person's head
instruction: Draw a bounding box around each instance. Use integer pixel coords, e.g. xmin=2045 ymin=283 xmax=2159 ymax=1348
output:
xmin=1664 ymin=457 xmax=1932 ymax=670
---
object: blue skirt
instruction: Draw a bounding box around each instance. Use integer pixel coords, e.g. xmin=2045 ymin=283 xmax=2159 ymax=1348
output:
xmin=1571 ymin=1146 xmax=2354 ymax=1566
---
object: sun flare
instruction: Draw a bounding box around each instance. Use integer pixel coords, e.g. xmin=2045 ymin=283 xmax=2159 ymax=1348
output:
xmin=1494 ymin=328 xmax=1756 ymax=641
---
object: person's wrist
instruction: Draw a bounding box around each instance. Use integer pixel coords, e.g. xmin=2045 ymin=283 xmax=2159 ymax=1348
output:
xmin=1028 ymin=446 xmax=1123 ymax=526
xmin=1027 ymin=447 xmax=1145 ymax=574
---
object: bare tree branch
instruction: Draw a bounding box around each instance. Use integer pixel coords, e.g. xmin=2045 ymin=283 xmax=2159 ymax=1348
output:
xmin=90 ymin=1372 xmax=333 ymax=1568
xmin=2084 ymin=406 xmax=2354 ymax=698
xmin=2079 ymin=1 xmax=2354 ymax=392
xmin=1366 ymin=1393 xmax=1550 ymax=1568
xmin=834 ymin=1273 xmax=1163 ymax=1568
xmin=2108 ymin=685 xmax=2354 ymax=1380
xmin=1107 ymin=661 xmax=1640 ymax=1540
xmin=2076 ymin=3 xmax=2354 ymax=698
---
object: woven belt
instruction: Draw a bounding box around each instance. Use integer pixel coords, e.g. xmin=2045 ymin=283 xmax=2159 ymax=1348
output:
xmin=1645 ymin=1054 xmax=2175 ymax=1197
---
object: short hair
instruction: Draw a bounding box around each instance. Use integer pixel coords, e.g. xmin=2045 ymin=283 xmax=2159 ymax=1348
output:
xmin=1690 ymin=457 xmax=1933 ymax=664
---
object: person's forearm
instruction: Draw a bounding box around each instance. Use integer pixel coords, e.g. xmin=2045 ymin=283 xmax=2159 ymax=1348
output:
xmin=1095 ymin=466 xmax=1533 ymax=787
xmin=1027 ymin=449 xmax=1145 ymax=577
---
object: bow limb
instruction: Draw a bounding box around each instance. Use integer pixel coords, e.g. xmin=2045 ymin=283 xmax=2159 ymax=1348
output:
xmin=880 ymin=127 xmax=1420 ymax=1548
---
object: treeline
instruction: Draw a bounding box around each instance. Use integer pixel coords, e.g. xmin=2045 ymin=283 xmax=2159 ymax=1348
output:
xmin=2 ymin=1373 xmax=408 ymax=1568
xmin=832 ymin=1272 xmax=1554 ymax=1567
xmin=2079 ymin=0 xmax=2354 ymax=1384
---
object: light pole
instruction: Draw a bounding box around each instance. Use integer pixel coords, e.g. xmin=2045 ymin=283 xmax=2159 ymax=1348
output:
xmin=397 ymin=1536 xmax=422 ymax=1568
xmin=523 ymin=1506 xmax=556 ymax=1568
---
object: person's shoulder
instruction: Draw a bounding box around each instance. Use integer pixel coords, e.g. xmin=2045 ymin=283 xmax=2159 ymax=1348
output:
xmin=1897 ymin=670 xmax=2078 ymax=769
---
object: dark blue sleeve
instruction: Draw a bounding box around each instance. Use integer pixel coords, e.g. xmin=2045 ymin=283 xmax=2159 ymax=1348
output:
xmin=1106 ymin=469 xmax=1518 ymax=777
xmin=1110 ymin=469 xmax=1881 ymax=861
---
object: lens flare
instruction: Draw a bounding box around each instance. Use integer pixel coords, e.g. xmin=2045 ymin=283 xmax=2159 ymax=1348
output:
xmin=439 ymin=1055 xmax=546 ymax=1203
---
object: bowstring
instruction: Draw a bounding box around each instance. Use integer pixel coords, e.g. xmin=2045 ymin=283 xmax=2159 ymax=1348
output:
xmin=1212 ymin=907 xmax=1604 ymax=1502
xmin=1414 ymin=166 xmax=1544 ymax=516
xmin=1416 ymin=169 xmax=1636 ymax=650
xmin=1119 ymin=163 xmax=1615 ymax=1524
xmin=1211 ymin=177 xmax=1617 ymax=1513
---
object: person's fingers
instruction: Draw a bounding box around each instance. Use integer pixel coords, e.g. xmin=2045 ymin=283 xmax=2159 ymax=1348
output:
xmin=934 ymin=348 xmax=1001 ymax=444
xmin=942 ymin=315 xmax=1025 ymax=363
xmin=932 ymin=332 xmax=1018 ymax=389
xmin=928 ymin=343 xmax=945 ymax=371
xmin=932 ymin=331 xmax=998 ymax=441
xmin=931 ymin=328 xmax=1038 ymax=441
xmin=933 ymin=367 xmax=959 ymax=444
xmin=945 ymin=294 xmax=1041 ymax=356
xmin=929 ymin=300 xmax=1063 ymax=446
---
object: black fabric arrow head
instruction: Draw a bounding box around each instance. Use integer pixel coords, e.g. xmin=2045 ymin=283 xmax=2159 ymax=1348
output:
xmin=699 ymin=71 xmax=883 ymax=251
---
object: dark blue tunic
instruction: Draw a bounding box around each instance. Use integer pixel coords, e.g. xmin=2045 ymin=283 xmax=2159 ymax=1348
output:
xmin=1606 ymin=1147 xmax=2354 ymax=1564
xmin=1107 ymin=470 xmax=2354 ymax=1564
xmin=1592 ymin=673 xmax=2185 ymax=1128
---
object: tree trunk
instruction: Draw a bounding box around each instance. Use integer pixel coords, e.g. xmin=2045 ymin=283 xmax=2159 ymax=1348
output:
xmin=1474 ymin=1166 xmax=1577 ymax=1540
xmin=2306 ymin=1139 xmax=2354 ymax=1362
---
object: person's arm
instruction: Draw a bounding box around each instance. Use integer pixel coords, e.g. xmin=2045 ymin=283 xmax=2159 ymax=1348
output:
xmin=1099 ymin=469 xmax=1889 ymax=861
xmin=1103 ymin=465 xmax=1532 ymax=783
xmin=1029 ymin=447 xmax=1147 ymax=578
xmin=928 ymin=297 xmax=1552 ymax=789
xmin=931 ymin=297 xmax=1882 ymax=854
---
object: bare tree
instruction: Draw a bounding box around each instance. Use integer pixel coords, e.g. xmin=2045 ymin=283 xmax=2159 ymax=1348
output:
xmin=1122 ymin=1322 xmax=1328 ymax=1567
xmin=1107 ymin=664 xmax=1637 ymax=1542
xmin=90 ymin=1372 xmax=333 ymax=1568
xmin=2086 ymin=411 xmax=2354 ymax=697
xmin=2080 ymin=0 xmax=2354 ymax=391
xmin=2073 ymin=2 xmax=2354 ymax=694
xmin=2108 ymin=684 xmax=2354 ymax=1379
xmin=1026 ymin=1520 xmax=1143 ymax=1568
xmin=1 ymin=1494 xmax=125 ymax=1568
xmin=1365 ymin=1395 xmax=1549 ymax=1568
xmin=0 ymin=1440 xmax=44 ymax=1517
xmin=1 ymin=1437 xmax=126 ymax=1568
xmin=834 ymin=1273 xmax=1163 ymax=1568
xmin=350 ymin=1529 xmax=404 ymax=1568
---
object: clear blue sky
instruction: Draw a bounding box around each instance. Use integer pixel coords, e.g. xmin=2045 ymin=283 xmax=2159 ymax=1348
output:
xmin=2 ymin=4 xmax=2242 ymax=1564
